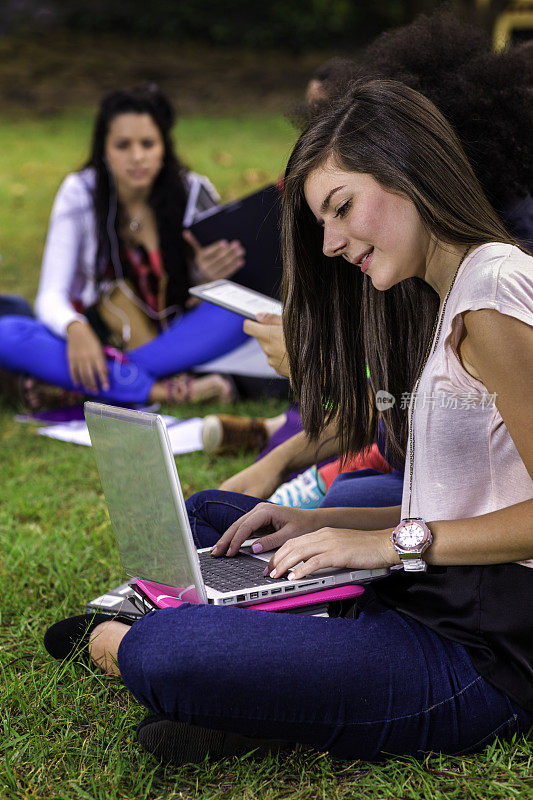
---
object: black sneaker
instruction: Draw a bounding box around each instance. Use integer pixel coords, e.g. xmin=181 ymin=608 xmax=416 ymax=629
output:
xmin=136 ymin=714 xmax=292 ymax=765
xmin=43 ymin=613 xmax=133 ymax=662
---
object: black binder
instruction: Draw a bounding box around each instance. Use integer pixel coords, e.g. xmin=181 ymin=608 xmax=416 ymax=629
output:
xmin=189 ymin=184 xmax=283 ymax=300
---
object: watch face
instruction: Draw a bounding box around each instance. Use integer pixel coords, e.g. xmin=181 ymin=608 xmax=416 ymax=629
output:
xmin=395 ymin=521 xmax=427 ymax=551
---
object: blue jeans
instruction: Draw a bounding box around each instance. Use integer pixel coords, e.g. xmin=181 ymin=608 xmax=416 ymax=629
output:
xmin=117 ymin=491 xmax=532 ymax=760
xmin=320 ymin=468 xmax=404 ymax=508
xmin=0 ymin=302 xmax=247 ymax=403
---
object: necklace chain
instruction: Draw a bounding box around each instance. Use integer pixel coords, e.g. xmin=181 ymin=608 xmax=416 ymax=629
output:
xmin=406 ymin=247 xmax=471 ymax=517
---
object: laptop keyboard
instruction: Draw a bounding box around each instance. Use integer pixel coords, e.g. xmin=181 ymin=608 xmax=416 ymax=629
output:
xmin=198 ymin=550 xmax=287 ymax=592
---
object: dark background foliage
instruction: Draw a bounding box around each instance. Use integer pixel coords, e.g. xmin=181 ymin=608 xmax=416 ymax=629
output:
xmin=1 ymin=1 xmax=481 ymax=50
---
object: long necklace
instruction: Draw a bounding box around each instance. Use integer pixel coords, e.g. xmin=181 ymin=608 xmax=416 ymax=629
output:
xmin=406 ymin=246 xmax=472 ymax=517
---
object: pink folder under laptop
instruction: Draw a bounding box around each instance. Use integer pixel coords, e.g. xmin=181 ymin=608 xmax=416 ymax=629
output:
xmin=135 ymin=578 xmax=364 ymax=612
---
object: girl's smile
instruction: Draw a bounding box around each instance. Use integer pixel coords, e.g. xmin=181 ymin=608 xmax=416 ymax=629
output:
xmin=304 ymin=156 xmax=430 ymax=291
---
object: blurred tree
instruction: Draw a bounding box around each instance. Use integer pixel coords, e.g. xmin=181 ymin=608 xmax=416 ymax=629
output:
xmin=0 ymin=0 xmax=407 ymax=49
xmin=0 ymin=0 xmax=59 ymax=34
xmin=1 ymin=1 xmax=494 ymax=49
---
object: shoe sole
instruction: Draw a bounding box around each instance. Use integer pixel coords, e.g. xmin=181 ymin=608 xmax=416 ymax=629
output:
xmin=201 ymin=415 xmax=224 ymax=454
xmin=136 ymin=715 xmax=292 ymax=765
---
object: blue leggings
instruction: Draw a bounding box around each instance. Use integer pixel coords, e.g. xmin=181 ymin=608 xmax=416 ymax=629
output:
xmin=117 ymin=490 xmax=532 ymax=759
xmin=0 ymin=302 xmax=247 ymax=403
xmin=0 ymin=294 xmax=33 ymax=318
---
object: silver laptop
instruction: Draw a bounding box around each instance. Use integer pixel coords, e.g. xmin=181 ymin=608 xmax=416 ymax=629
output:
xmin=84 ymin=402 xmax=389 ymax=607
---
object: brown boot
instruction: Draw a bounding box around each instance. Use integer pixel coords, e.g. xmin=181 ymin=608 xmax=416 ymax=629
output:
xmin=201 ymin=414 xmax=269 ymax=455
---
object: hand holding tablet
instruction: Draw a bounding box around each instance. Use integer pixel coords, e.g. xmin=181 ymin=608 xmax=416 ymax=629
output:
xmin=189 ymin=279 xmax=283 ymax=321
xmin=243 ymin=314 xmax=290 ymax=378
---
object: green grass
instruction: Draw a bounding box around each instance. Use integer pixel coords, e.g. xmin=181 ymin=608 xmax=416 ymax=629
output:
xmin=1 ymin=112 xmax=532 ymax=799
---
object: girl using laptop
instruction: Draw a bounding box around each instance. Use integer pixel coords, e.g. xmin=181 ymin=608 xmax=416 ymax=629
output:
xmin=45 ymin=80 xmax=533 ymax=764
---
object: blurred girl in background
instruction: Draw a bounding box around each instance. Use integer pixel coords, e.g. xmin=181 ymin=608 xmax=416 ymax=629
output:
xmin=0 ymin=85 xmax=248 ymax=408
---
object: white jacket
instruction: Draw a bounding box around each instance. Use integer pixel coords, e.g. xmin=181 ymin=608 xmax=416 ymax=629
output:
xmin=35 ymin=168 xmax=218 ymax=338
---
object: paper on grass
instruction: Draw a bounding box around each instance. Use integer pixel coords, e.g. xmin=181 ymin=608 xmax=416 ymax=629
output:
xmin=193 ymin=337 xmax=286 ymax=379
xmin=164 ymin=417 xmax=203 ymax=453
xmin=37 ymin=415 xmax=204 ymax=455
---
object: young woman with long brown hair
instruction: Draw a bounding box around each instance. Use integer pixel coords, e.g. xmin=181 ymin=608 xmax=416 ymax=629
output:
xmin=0 ymin=85 xmax=247 ymax=407
xmin=45 ymin=80 xmax=533 ymax=764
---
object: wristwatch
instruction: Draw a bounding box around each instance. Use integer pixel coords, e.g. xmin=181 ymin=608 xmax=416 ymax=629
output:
xmin=391 ymin=518 xmax=433 ymax=572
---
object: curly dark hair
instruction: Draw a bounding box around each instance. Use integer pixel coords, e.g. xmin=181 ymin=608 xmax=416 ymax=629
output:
xmin=85 ymin=84 xmax=192 ymax=313
xmin=309 ymin=10 xmax=533 ymax=220
xmin=289 ymin=57 xmax=360 ymax=129
xmin=360 ymin=10 xmax=533 ymax=213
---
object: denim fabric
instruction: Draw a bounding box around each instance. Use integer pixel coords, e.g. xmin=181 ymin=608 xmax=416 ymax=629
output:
xmin=319 ymin=468 xmax=404 ymax=508
xmin=0 ymin=295 xmax=33 ymax=318
xmin=185 ymin=471 xmax=403 ymax=559
xmin=117 ymin=490 xmax=532 ymax=760
xmin=187 ymin=490 xmax=261 ymax=548
xmin=0 ymin=302 xmax=246 ymax=402
xmin=257 ymin=412 xmax=403 ymax=488
xmin=118 ymin=595 xmax=531 ymax=760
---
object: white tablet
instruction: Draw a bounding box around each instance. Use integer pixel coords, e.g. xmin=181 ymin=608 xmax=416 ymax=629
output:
xmin=189 ymin=279 xmax=283 ymax=321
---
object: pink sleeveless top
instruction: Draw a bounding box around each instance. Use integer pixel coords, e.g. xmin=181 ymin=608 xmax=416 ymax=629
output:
xmin=402 ymin=243 xmax=533 ymax=568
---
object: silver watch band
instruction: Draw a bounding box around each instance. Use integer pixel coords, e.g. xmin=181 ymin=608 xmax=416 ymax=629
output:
xmin=401 ymin=557 xmax=427 ymax=572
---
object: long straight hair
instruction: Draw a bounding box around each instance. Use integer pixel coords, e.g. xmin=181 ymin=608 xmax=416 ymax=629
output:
xmin=282 ymin=80 xmax=517 ymax=467
xmin=85 ymin=85 xmax=191 ymax=312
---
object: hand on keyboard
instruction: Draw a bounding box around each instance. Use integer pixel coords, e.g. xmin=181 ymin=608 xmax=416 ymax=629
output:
xmin=211 ymin=503 xmax=326 ymax=559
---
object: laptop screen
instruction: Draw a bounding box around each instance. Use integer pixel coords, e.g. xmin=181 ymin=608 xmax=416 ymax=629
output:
xmin=85 ymin=403 xmax=203 ymax=595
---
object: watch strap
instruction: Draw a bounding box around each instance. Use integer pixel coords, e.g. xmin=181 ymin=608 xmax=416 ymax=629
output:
xmin=400 ymin=556 xmax=428 ymax=572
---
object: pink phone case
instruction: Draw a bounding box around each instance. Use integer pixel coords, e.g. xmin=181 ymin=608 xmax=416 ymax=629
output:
xmin=135 ymin=578 xmax=364 ymax=611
